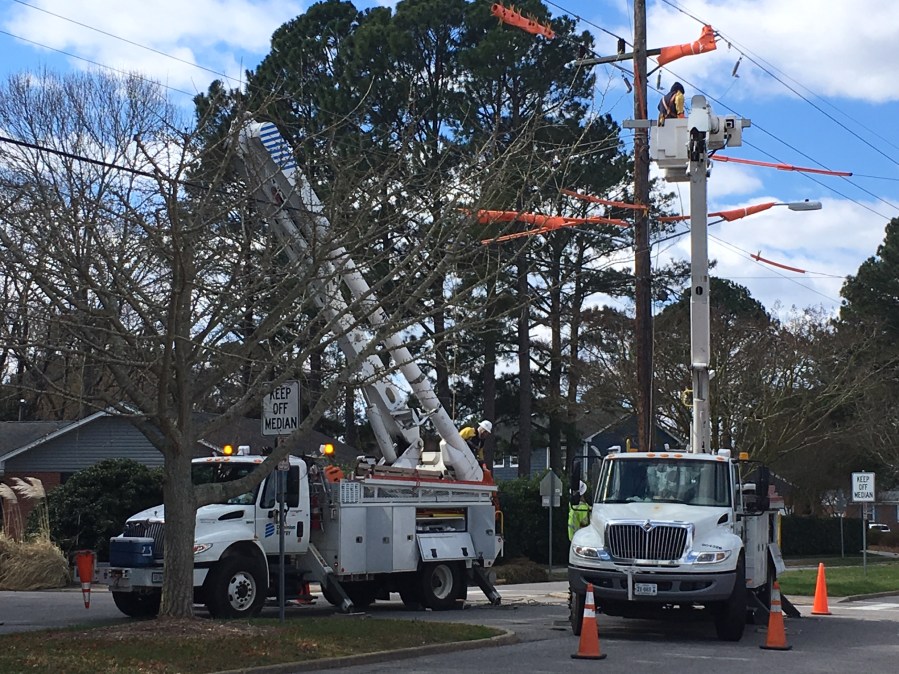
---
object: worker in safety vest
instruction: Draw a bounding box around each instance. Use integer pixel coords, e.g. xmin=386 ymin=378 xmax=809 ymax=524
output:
xmin=568 ymin=481 xmax=591 ymax=541
xmin=459 ymin=419 xmax=492 ymax=463
xmin=657 ymin=81 xmax=686 ymax=125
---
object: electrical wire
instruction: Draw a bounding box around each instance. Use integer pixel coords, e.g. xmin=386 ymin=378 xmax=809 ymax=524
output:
xmin=10 ymin=0 xmax=239 ymax=85
xmin=0 ymin=29 xmax=197 ymax=98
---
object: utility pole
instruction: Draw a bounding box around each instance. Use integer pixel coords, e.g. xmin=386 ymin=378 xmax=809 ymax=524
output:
xmin=633 ymin=0 xmax=653 ymax=452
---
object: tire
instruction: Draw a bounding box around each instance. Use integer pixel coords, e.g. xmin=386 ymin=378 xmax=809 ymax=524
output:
xmin=344 ymin=581 xmax=377 ymax=609
xmin=569 ymin=590 xmax=585 ymax=636
xmin=112 ymin=590 xmax=161 ymax=618
xmin=418 ymin=562 xmax=464 ymax=610
xmin=715 ymin=557 xmax=747 ymax=641
xmin=753 ymin=562 xmax=776 ymax=625
xmin=321 ymin=582 xmax=343 ymax=607
xmin=398 ymin=577 xmax=423 ymax=610
xmin=204 ymin=556 xmax=268 ymax=619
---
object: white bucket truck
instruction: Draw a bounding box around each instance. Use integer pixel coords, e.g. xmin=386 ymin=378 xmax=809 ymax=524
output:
xmin=568 ymin=97 xmax=785 ymax=641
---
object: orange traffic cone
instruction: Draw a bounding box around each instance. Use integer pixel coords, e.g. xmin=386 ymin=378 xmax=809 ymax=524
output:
xmin=74 ymin=550 xmax=95 ymax=609
xmin=760 ymin=581 xmax=792 ymax=651
xmin=811 ymin=562 xmax=832 ymax=615
xmin=571 ymin=583 xmax=607 ymax=660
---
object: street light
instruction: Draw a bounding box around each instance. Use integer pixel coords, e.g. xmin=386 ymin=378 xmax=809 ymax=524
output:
xmin=660 ymin=199 xmax=822 ymax=223
xmin=780 ymin=199 xmax=822 ymax=211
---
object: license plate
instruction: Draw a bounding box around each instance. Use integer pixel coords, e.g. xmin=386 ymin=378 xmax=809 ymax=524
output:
xmin=635 ymin=583 xmax=657 ymax=596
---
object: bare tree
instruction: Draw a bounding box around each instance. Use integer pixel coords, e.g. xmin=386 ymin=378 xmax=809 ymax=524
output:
xmin=0 ymin=69 xmax=519 ymax=617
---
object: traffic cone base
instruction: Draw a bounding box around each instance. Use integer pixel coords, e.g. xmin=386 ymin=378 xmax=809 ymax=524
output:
xmin=571 ymin=583 xmax=607 ymax=660
xmin=811 ymin=562 xmax=832 ymax=615
xmin=760 ymin=580 xmax=792 ymax=651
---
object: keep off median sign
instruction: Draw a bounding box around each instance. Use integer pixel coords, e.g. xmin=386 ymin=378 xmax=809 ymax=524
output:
xmin=852 ymin=471 xmax=875 ymax=502
xmin=262 ymin=381 xmax=300 ymax=436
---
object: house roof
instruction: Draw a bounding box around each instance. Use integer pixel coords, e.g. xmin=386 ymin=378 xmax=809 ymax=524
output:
xmin=0 ymin=416 xmax=94 ymax=462
xmin=0 ymin=409 xmax=357 ymax=466
xmin=582 ymin=413 xmax=686 ymax=450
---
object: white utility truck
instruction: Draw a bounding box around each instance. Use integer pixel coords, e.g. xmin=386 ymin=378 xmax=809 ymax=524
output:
xmin=96 ymin=120 xmax=503 ymax=619
xmin=568 ymin=97 xmax=786 ymax=642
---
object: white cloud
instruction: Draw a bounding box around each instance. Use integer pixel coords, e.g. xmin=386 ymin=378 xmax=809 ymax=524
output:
xmin=3 ymin=0 xmax=305 ymax=94
xmin=641 ymin=0 xmax=899 ymax=104
xmin=658 ymin=195 xmax=887 ymax=315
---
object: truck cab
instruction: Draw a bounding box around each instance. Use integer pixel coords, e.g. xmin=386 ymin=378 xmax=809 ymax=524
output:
xmin=568 ymin=448 xmax=782 ymax=641
xmin=100 ymin=452 xmax=311 ymax=619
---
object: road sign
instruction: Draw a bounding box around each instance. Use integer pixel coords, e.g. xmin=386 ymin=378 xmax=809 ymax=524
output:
xmin=262 ymin=381 xmax=300 ymax=436
xmin=852 ymin=472 xmax=875 ymax=502
xmin=540 ymin=470 xmax=562 ymax=508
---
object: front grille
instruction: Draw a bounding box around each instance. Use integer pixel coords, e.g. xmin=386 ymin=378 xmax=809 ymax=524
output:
xmin=123 ymin=520 xmax=165 ymax=559
xmin=606 ymin=523 xmax=689 ymax=561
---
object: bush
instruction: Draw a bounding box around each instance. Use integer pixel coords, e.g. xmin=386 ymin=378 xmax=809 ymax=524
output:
xmin=780 ymin=515 xmax=865 ymax=557
xmin=498 ymin=474 xmax=572 ymax=566
xmin=493 ymin=557 xmax=548 ymax=584
xmin=44 ymin=459 xmax=163 ymax=561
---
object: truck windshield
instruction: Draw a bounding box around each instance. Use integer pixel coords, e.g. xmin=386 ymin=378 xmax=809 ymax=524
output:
xmin=597 ymin=458 xmax=730 ymax=507
xmin=192 ymin=463 xmax=258 ymax=505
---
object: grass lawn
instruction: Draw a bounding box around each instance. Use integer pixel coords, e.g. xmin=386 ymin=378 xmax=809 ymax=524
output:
xmin=778 ymin=559 xmax=899 ymax=597
xmin=0 ymin=616 xmax=501 ymax=674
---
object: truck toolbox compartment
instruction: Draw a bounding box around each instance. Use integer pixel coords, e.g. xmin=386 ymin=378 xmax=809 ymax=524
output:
xmin=109 ymin=537 xmax=155 ymax=567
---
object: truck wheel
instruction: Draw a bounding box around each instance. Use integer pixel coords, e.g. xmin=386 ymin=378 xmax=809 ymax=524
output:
xmin=205 ymin=556 xmax=267 ymax=619
xmin=398 ymin=576 xmax=423 ymax=610
xmin=569 ymin=590 xmax=585 ymax=636
xmin=321 ymin=582 xmax=343 ymax=607
xmin=344 ymin=581 xmax=377 ymax=609
xmin=753 ymin=561 xmax=776 ymax=625
xmin=715 ymin=557 xmax=747 ymax=641
xmin=418 ymin=562 xmax=463 ymax=610
xmin=112 ymin=590 xmax=161 ymax=618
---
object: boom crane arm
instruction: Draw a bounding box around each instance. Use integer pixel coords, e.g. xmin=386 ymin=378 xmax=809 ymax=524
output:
xmin=233 ymin=120 xmax=482 ymax=481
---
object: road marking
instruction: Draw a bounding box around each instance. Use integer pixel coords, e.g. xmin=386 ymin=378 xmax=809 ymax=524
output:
xmin=839 ymin=603 xmax=898 ymax=611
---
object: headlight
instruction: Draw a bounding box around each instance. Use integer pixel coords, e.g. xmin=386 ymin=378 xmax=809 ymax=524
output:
xmin=686 ymin=550 xmax=731 ymax=564
xmin=193 ymin=543 xmax=213 ymax=555
xmin=573 ymin=545 xmax=610 ymax=560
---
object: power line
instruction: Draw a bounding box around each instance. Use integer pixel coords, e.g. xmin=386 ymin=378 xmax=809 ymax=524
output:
xmin=659 ymin=0 xmax=899 ymax=165
xmin=0 ymin=29 xmax=197 ymax=98
xmin=10 ymin=0 xmax=238 ymax=85
xmin=651 ymin=0 xmax=899 ymax=219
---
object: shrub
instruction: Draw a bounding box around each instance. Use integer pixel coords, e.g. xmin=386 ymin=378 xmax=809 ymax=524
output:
xmin=780 ymin=515 xmax=864 ymax=557
xmin=498 ymin=474 xmax=571 ymax=566
xmin=43 ymin=459 xmax=163 ymax=561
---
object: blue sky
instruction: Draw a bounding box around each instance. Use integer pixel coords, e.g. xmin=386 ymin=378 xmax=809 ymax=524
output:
xmin=2 ymin=0 xmax=897 ymax=318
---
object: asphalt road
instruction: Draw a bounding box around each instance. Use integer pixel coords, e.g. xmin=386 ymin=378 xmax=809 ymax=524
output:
xmin=3 ymin=582 xmax=899 ymax=673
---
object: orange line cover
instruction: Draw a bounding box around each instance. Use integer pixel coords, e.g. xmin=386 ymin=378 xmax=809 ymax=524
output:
xmin=490 ymin=3 xmax=555 ymax=39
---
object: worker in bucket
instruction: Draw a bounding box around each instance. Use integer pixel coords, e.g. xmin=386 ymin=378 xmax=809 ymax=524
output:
xmin=460 ymin=419 xmax=492 ymax=463
xmin=657 ymin=81 xmax=686 ymax=125
xmin=568 ymin=481 xmax=591 ymax=541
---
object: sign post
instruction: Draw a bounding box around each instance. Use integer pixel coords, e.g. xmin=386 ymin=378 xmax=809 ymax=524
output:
xmin=852 ymin=472 xmax=875 ymax=575
xmin=263 ymin=381 xmax=300 ymax=620
xmin=540 ymin=471 xmax=562 ymax=573
xmin=833 ymin=489 xmax=847 ymax=558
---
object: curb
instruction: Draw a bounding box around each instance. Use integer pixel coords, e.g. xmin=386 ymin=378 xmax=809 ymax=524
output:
xmin=839 ymin=590 xmax=899 ymax=603
xmin=211 ymin=628 xmax=519 ymax=674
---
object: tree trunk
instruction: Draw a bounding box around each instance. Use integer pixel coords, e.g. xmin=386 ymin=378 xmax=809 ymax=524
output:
xmin=159 ymin=445 xmax=198 ymax=618
xmin=517 ymin=248 xmax=532 ymax=477
xmin=548 ymin=241 xmax=563 ymax=474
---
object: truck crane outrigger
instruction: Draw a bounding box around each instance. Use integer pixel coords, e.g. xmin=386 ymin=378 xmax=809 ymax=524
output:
xmin=95 ymin=120 xmax=502 ymax=619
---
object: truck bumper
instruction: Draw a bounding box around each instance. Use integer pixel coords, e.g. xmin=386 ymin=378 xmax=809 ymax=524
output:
xmin=95 ymin=565 xmax=210 ymax=591
xmin=568 ymin=563 xmax=736 ymax=604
